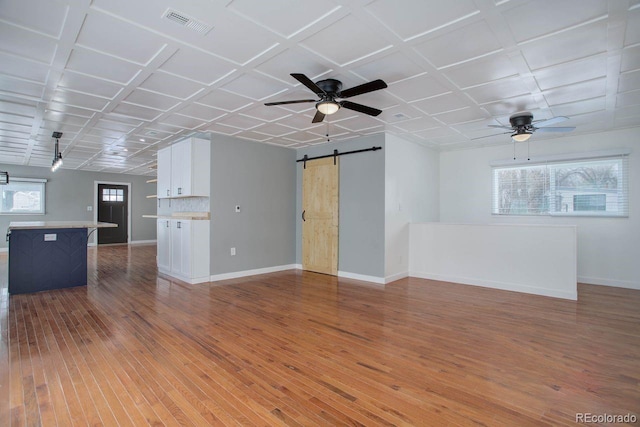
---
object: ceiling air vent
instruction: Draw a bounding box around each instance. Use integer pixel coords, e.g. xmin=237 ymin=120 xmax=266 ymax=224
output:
xmin=162 ymin=8 xmax=212 ymax=35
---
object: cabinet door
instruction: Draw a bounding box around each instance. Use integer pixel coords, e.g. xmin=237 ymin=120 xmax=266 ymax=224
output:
xmin=178 ymin=220 xmax=192 ymax=277
xmin=171 ymin=140 xmax=192 ymax=197
xmin=157 ymin=219 xmax=171 ymax=272
xmin=170 ymin=219 xmax=183 ymax=274
xmin=157 ymin=147 xmax=172 ymax=198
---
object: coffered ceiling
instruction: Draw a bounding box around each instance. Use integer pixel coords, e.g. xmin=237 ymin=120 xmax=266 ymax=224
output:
xmin=1 ymin=0 xmax=639 ymax=175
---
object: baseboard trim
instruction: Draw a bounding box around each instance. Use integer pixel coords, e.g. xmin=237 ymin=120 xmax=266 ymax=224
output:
xmin=409 ymin=271 xmax=577 ymax=300
xmin=210 ymin=264 xmax=298 ymax=282
xmin=578 ymin=276 xmax=640 ymax=290
xmin=337 ymin=271 xmax=385 ymax=285
xmin=384 ymin=271 xmax=409 ymax=284
xmin=130 ymin=240 xmax=156 ymax=246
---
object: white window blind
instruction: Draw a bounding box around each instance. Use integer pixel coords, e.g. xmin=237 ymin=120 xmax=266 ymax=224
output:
xmin=492 ymin=154 xmax=629 ymax=217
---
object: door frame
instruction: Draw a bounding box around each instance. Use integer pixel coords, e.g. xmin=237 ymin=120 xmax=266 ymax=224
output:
xmin=92 ymin=180 xmax=132 ymax=246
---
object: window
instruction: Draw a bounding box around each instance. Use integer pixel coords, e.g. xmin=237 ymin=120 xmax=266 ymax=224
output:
xmin=102 ymin=188 xmax=124 ymax=202
xmin=0 ymin=178 xmax=46 ymax=214
xmin=492 ymin=153 xmax=629 ymax=217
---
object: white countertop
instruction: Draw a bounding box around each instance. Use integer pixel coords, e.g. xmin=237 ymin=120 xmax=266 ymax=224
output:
xmin=143 ymin=212 xmax=210 ymax=220
xmin=8 ymin=221 xmax=118 ymax=230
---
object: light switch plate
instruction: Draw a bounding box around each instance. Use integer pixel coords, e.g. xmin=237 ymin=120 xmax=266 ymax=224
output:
xmin=44 ymin=233 xmax=57 ymax=241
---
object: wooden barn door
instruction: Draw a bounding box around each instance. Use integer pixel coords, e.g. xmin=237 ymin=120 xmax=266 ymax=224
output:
xmin=302 ymin=157 xmax=339 ymax=275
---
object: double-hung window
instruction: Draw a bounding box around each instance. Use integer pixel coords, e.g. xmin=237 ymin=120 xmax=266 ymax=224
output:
xmin=0 ymin=177 xmax=47 ymax=215
xmin=492 ymin=150 xmax=629 ymax=217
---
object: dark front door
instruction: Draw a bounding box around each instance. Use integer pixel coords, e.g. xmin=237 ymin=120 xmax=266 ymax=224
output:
xmin=97 ymin=184 xmax=128 ymax=244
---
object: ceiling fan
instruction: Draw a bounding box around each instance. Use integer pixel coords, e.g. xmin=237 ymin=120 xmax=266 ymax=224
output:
xmin=265 ymin=73 xmax=387 ymax=123
xmin=476 ymin=112 xmax=575 ymax=141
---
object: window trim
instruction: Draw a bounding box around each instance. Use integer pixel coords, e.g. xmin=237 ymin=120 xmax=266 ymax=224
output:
xmin=491 ymin=150 xmax=630 ymax=218
xmin=0 ymin=177 xmax=47 ymax=215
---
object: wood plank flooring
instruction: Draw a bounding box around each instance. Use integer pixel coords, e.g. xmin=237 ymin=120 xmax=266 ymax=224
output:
xmin=1 ymin=244 xmax=639 ymax=426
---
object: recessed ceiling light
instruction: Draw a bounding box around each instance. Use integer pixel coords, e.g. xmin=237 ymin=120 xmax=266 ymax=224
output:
xmin=139 ymin=138 xmax=145 ymax=142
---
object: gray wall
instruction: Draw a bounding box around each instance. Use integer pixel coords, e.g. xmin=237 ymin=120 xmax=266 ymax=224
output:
xmin=296 ymin=134 xmax=386 ymax=278
xmin=210 ymin=135 xmax=296 ymax=275
xmin=0 ymin=164 xmax=157 ymax=248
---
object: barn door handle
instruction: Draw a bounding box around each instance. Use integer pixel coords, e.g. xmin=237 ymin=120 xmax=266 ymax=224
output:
xmin=302 ymin=210 xmax=305 ymax=222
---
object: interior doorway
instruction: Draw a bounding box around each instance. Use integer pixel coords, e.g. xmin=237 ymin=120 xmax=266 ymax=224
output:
xmin=302 ymin=157 xmax=339 ymax=275
xmin=95 ymin=182 xmax=130 ymax=245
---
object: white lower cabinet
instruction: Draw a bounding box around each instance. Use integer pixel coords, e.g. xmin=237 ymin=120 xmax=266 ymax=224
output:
xmin=157 ymin=219 xmax=210 ymax=284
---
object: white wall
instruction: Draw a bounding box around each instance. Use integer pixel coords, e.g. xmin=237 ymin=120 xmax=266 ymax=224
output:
xmin=409 ymin=223 xmax=577 ymax=300
xmin=439 ymin=127 xmax=640 ymax=290
xmin=385 ymin=134 xmax=439 ymax=281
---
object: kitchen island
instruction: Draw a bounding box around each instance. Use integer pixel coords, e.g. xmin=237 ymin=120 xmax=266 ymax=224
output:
xmin=7 ymin=221 xmax=117 ymax=294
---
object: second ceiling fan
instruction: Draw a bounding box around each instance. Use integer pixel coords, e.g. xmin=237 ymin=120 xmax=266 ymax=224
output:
xmin=265 ymin=73 xmax=387 ymax=123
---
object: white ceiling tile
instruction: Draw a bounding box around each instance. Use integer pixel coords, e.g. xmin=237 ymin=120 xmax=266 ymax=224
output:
xmin=160 ymin=47 xmax=237 ymax=85
xmin=387 ymin=74 xmax=449 ymax=102
xmin=215 ymin=114 xmax=264 ymax=130
xmin=533 ymin=55 xmax=607 ymax=91
xmin=333 ymin=116 xmax=384 ymax=132
xmin=275 ymin=114 xmax=323 ymax=131
xmin=112 ymin=103 xmax=163 ymax=121
xmin=543 ymin=78 xmax=606 ymax=106
xmin=0 ymin=75 xmax=44 ymax=99
xmin=66 ymin=48 xmax=141 ymax=84
xmin=0 ymin=24 xmax=57 ymax=63
xmin=413 ymin=21 xmax=503 ymax=69
xmin=0 ymin=112 xmax=33 ymax=127
xmin=202 ymin=122 xmax=242 ymax=136
xmin=616 ymin=90 xmax=640 ymax=108
xmin=234 ymin=130 xmax=272 ymax=142
xmin=300 ymin=14 xmax=392 ymax=66
xmin=0 ymin=52 xmax=50 ymax=83
xmin=0 ymin=0 xmax=68 ymax=37
xmin=160 ymin=114 xmax=207 ymax=130
xmin=393 ymin=117 xmax=441 ymax=132
xmin=481 ymin=94 xmax=539 ymax=116
xmin=366 ymin=0 xmax=479 ymax=41
xmin=239 ymin=104 xmax=292 ymax=122
xmin=176 ymin=104 xmax=226 ymax=121
xmin=519 ymin=21 xmax=607 ymax=70
xmin=94 ymin=119 xmax=137 ymax=133
xmin=52 ymin=90 xmax=109 ymax=111
xmin=624 ymin=8 xmax=640 ymax=46
xmin=621 ymin=45 xmax=640 ymax=73
xmin=220 ymin=73 xmax=289 ymax=101
xmin=253 ymin=123 xmax=296 ymax=137
xmin=618 ymin=70 xmax=640 ymax=93
xmin=59 ymin=72 xmax=124 ymax=99
xmin=197 ymin=91 xmax=253 ymax=112
xmin=411 ymin=93 xmax=470 ymax=115
xmin=442 ymin=54 xmax=519 ymax=89
xmin=282 ymin=131 xmax=324 ymax=144
xmin=254 ymin=47 xmax=332 ymax=83
xmin=550 ymin=97 xmax=606 ymax=117
xmin=124 ymin=89 xmax=181 ymax=111
xmin=503 ymin=0 xmax=607 ymax=43
xmin=229 ymin=0 xmax=341 ymax=38
xmin=140 ymin=72 xmax=204 ymax=100
xmin=76 ymin=12 xmax=167 ymax=64
xmin=197 ymin=12 xmax=280 ymax=65
xmin=432 ymin=107 xmax=490 ymax=125
xmin=465 ymin=76 xmax=530 ymax=104
xmin=350 ymin=51 xmax=423 ymax=85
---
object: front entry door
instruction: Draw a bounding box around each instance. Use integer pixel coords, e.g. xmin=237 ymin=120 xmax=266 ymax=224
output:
xmin=97 ymin=184 xmax=128 ymax=244
xmin=302 ymin=157 xmax=339 ymax=275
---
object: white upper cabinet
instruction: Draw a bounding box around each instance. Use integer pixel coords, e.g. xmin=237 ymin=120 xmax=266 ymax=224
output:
xmin=157 ymin=147 xmax=172 ymax=198
xmin=157 ymin=137 xmax=210 ymax=198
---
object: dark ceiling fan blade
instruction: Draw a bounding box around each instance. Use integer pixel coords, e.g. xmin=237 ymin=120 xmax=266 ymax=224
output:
xmin=533 ymin=116 xmax=568 ymax=127
xmin=264 ymin=99 xmax=316 ymax=106
xmin=340 ymin=100 xmax=382 ymax=116
xmin=339 ymin=79 xmax=388 ymax=98
xmin=534 ymin=126 xmax=576 ymax=132
xmin=291 ymin=73 xmax=326 ymax=96
xmin=311 ymin=110 xmax=325 ymax=123
xmin=471 ymin=131 xmax=512 ymax=140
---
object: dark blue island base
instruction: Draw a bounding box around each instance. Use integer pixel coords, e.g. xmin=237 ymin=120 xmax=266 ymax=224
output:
xmin=8 ymin=227 xmax=89 ymax=294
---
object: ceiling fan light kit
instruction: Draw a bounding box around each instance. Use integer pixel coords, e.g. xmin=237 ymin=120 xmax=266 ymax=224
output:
xmin=475 ymin=111 xmax=576 ymax=142
xmin=265 ymin=73 xmax=387 ymax=123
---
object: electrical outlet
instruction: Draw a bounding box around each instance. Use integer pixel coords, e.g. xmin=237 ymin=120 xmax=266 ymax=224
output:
xmin=230 ymin=247 xmax=236 ymax=256
xmin=235 ymin=205 xmax=241 ymax=213
xmin=87 ymin=206 xmax=93 ymax=211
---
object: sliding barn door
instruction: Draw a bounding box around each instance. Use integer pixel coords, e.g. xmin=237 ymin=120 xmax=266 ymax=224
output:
xmin=302 ymin=157 xmax=339 ymax=275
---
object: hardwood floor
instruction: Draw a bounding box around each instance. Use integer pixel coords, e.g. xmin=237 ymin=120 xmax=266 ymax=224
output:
xmin=1 ymin=245 xmax=639 ymax=426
